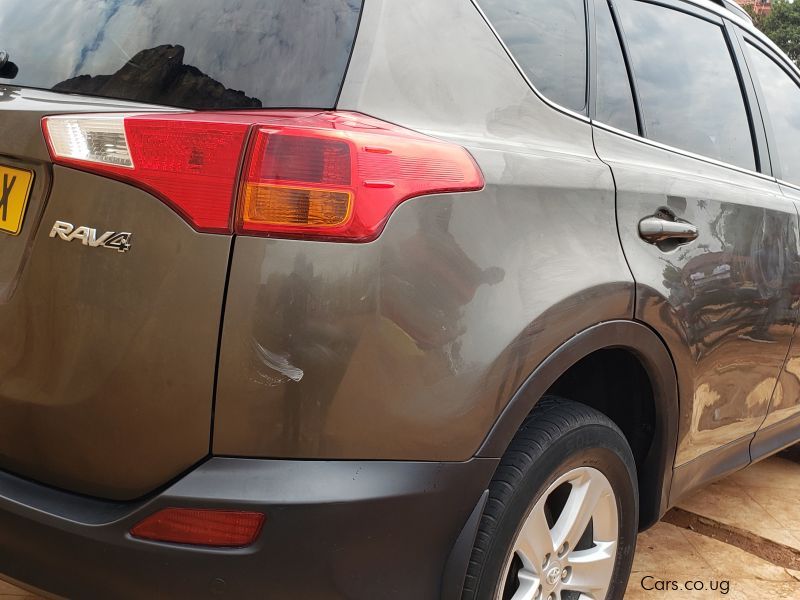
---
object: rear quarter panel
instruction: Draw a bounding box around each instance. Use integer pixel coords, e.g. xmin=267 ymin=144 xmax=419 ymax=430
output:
xmin=212 ymin=0 xmax=635 ymax=460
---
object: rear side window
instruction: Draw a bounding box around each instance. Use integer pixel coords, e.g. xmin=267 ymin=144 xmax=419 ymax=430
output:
xmin=478 ymin=0 xmax=588 ymax=113
xmin=0 ymin=0 xmax=363 ymax=110
xmin=744 ymin=43 xmax=800 ymax=185
xmin=616 ymin=0 xmax=755 ymax=171
xmin=595 ymin=0 xmax=638 ymax=134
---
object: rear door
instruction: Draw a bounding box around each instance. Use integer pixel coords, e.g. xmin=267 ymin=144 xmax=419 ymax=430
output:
xmin=0 ymin=0 xmax=363 ymax=499
xmin=591 ymin=0 xmax=799 ymax=493
xmin=737 ymin=30 xmax=800 ymax=457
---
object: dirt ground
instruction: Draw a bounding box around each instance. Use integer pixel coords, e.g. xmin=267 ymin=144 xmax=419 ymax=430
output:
xmin=626 ymin=446 xmax=800 ymax=599
xmin=2 ymin=449 xmax=800 ymax=599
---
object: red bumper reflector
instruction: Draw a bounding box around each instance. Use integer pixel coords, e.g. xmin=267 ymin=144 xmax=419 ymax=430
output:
xmin=130 ymin=508 xmax=265 ymax=547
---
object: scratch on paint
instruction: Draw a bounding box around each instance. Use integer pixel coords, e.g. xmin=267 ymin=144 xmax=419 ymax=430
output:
xmin=252 ymin=340 xmax=304 ymax=383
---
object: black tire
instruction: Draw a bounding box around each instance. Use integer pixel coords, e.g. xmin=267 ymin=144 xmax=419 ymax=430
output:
xmin=462 ymin=396 xmax=638 ymax=600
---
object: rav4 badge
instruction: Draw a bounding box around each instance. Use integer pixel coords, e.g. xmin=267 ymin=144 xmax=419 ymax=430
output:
xmin=49 ymin=221 xmax=132 ymax=253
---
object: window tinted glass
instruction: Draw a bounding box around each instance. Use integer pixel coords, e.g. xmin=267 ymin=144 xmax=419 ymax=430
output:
xmin=745 ymin=43 xmax=800 ymax=184
xmin=595 ymin=0 xmax=638 ymax=134
xmin=479 ymin=0 xmax=588 ymax=113
xmin=617 ymin=0 xmax=755 ymax=170
xmin=0 ymin=0 xmax=363 ymax=110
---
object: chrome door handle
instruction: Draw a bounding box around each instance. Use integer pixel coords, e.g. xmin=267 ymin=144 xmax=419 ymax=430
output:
xmin=639 ymin=216 xmax=698 ymax=244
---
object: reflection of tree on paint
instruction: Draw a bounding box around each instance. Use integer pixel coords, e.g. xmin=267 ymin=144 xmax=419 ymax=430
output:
xmin=53 ymin=45 xmax=261 ymax=110
xmin=382 ymin=200 xmax=505 ymax=361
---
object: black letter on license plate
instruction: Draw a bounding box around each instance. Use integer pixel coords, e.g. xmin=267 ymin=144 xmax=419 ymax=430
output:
xmin=0 ymin=174 xmax=16 ymax=222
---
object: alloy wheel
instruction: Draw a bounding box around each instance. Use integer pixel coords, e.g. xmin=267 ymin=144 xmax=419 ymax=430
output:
xmin=495 ymin=467 xmax=619 ymax=600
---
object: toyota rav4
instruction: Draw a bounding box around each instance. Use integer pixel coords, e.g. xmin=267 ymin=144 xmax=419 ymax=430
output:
xmin=1 ymin=0 xmax=799 ymax=599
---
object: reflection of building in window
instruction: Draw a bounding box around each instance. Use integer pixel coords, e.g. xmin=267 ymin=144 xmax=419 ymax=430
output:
xmin=737 ymin=0 xmax=772 ymax=15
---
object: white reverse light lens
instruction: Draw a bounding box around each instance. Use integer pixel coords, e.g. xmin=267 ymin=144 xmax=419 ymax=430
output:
xmin=45 ymin=115 xmax=133 ymax=168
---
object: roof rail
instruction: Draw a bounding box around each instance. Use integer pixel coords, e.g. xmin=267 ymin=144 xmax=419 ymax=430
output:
xmin=708 ymin=0 xmax=754 ymax=23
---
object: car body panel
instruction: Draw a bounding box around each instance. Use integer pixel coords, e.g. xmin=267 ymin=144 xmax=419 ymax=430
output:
xmin=596 ymin=124 xmax=799 ymax=467
xmin=0 ymin=89 xmax=229 ymax=499
xmin=743 ymin=23 xmax=800 ymax=437
xmin=212 ymin=0 xmax=634 ymax=460
xmin=758 ymin=182 xmax=800 ymax=432
xmin=591 ymin=0 xmax=800 ymax=473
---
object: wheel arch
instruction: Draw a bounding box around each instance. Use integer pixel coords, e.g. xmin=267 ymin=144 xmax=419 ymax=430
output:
xmin=476 ymin=320 xmax=679 ymax=529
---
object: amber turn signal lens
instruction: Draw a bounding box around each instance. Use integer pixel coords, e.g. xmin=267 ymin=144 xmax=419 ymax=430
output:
xmin=241 ymin=184 xmax=352 ymax=227
xmin=130 ymin=508 xmax=265 ymax=547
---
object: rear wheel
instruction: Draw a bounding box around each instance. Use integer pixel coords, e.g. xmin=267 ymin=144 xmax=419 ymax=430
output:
xmin=463 ymin=397 xmax=638 ymax=600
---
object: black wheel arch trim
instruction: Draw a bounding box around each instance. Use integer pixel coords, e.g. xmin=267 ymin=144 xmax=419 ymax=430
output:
xmin=476 ymin=319 xmax=679 ymax=529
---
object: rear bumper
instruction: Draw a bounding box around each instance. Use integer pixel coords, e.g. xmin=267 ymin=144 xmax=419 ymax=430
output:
xmin=0 ymin=457 xmax=495 ymax=599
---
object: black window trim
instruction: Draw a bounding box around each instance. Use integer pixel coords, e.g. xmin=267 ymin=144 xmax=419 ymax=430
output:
xmin=589 ymin=0 xmax=646 ymax=136
xmin=334 ymin=2 xmax=368 ymax=108
xmin=590 ymin=0 xmax=774 ymax=181
xmin=471 ymin=0 xmax=592 ymax=122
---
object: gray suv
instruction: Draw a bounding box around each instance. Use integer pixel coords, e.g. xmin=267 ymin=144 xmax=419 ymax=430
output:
xmin=1 ymin=0 xmax=799 ymax=598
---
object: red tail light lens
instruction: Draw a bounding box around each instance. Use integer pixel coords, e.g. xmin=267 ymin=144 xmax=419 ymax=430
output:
xmin=130 ymin=508 xmax=265 ymax=547
xmin=43 ymin=114 xmax=250 ymax=233
xmin=42 ymin=111 xmax=484 ymax=241
xmin=124 ymin=119 xmax=248 ymax=232
xmin=240 ymin=131 xmax=354 ymax=232
xmin=237 ymin=114 xmax=484 ymax=241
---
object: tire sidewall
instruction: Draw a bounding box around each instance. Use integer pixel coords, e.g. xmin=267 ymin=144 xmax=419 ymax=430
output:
xmin=478 ymin=424 xmax=638 ymax=600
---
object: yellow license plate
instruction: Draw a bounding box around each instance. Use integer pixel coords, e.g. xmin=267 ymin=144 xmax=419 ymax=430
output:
xmin=0 ymin=165 xmax=34 ymax=236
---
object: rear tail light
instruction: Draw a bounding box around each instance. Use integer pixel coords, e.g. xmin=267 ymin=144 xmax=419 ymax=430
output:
xmin=46 ymin=116 xmax=133 ymax=167
xmin=130 ymin=508 xmax=265 ymax=547
xmin=42 ymin=111 xmax=484 ymax=241
xmin=44 ymin=114 xmax=249 ymax=233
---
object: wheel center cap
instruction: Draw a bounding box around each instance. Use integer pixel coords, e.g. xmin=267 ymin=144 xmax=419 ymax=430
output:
xmin=545 ymin=565 xmax=562 ymax=586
